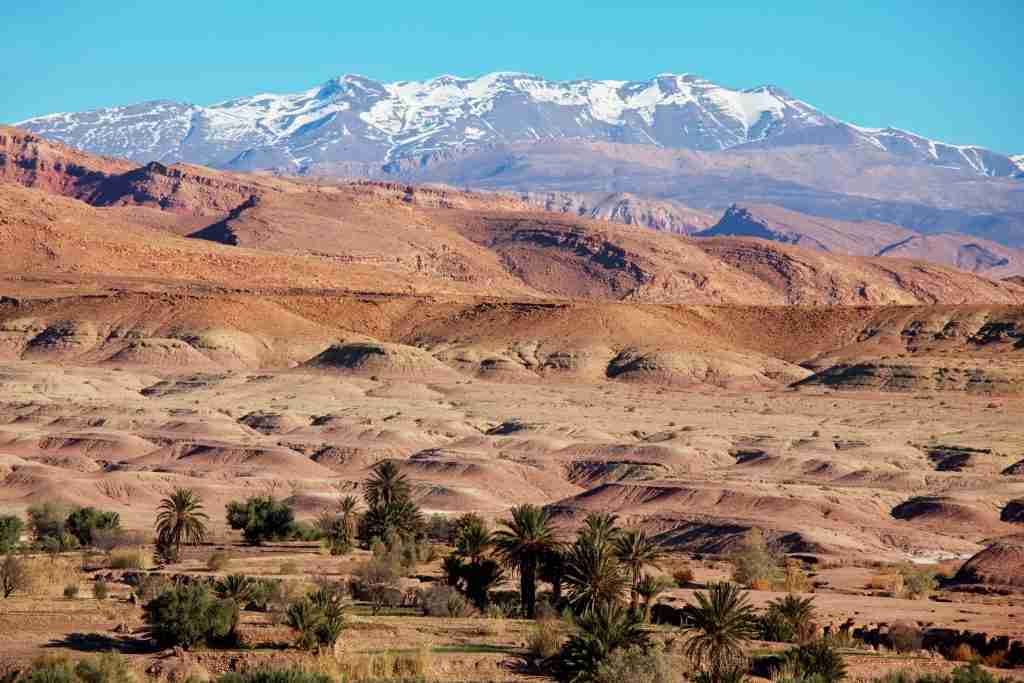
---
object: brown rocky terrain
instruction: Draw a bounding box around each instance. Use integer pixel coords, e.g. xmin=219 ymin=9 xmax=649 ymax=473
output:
xmin=1 ymin=128 xmax=1023 ymax=675
xmin=700 ymin=204 xmax=1024 ymax=278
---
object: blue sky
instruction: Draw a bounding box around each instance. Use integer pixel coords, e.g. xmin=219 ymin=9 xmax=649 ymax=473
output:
xmin=4 ymin=1 xmax=1022 ymax=153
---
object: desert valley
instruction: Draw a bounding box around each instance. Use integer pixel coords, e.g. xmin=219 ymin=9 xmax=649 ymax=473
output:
xmin=1 ymin=61 xmax=1023 ymax=683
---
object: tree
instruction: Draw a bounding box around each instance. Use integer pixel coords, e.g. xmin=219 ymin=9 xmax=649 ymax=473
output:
xmin=358 ymin=498 xmax=423 ymax=545
xmin=226 ymin=496 xmax=295 ymax=545
xmin=143 ymin=583 xmax=238 ymax=648
xmin=1 ymin=553 xmax=28 ymax=598
xmin=363 ymin=461 xmax=411 ymax=509
xmin=613 ymin=529 xmax=664 ymax=611
xmin=580 ymin=513 xmax=622 ymax=549
xmin=563 ymin=533 xmax=628 ymax=614
xmin=215 ymin=574 xmax=256 ymax=606
xmin=65 ymin=507 xmax=121 ymax=547
xmin=635 ymin=574 xmax=670 ymax=623
xmin=540 ymin=547 xmax=565 ymax=606
xmin=493 ymin=504 xmax=559 ymax=619
xmin=680 ymin=582 xmax=758 ymax=683
xmin=730 ymin=529 xmax=781 ymax=588
xmin=0 ymin=515 xmax=24 ymax=553
xmin=455 ymin=516 xmax=493 ymax=563
xmin=288 ymin=588 xmax=347 ymax=650
xmin=27 ymin=502 xmax=78 ymax=552
xmin=765 ymin=594 xmax=817 ymax=643
xmin=558 ymin=600 xmax=649 ymax=682
xmin=780 ymin=640 xmax=847 ymax=683
xmin=154 ymin=488 xmax=209 ymax=559
xmin=338 ymin=495 xmax=360 ymax=546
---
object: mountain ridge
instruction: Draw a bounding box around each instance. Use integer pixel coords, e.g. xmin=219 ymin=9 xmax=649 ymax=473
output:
xmin=15 ymin=71 xmax=1019 ymax=177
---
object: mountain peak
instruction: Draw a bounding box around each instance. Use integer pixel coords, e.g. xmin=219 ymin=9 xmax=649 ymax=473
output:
xmin=13 ymin=71 xmax=1019 ymax=179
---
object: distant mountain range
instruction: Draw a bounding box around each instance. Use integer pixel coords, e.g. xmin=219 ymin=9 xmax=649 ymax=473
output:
xmin=16 ymin=72 xmax=1022 ymax=176
xmin=12 ymin=72 xmax=1024 ymax=249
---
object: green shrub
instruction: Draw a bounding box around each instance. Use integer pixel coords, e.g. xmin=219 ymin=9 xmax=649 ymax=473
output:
xmin=64 ymin=583 xmax=80 ymax=599
xmin=93 ymin=578 xmax=109 ymax=600
xmin=215 ymin=671 xmax=332 ymax=683
xmin=12 ymin=653 xmax=139 ymax=683
xmin=0 ymin=514 xmax=24 ymax=553
xmin=142 ymin=583 xmax=239 ymax=648
xmin=559 ymin=602 xmax=649 ymax=682
xmin=285 ymin=589 xmax=347 ymax=650
xmin=779 ymin=641 xmax=847 ymax=683
xmin=207 ymin=550 xmax=232 ymax=572
xmin=215 ymin=574 xmax=255 ymax=605
xmin=226 ymin=496 xmax=296 ymax=545
xmin=874 ymin=663 xmax=1015 ymax=683
xmin=65 ymin=507 xmax=121 ymax=547
xmin=898 ymin=564 xmax=938 ymax=599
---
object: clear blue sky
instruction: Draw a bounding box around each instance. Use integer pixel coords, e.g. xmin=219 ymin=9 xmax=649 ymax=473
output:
xmin=4 ymin=1 xmax=1022 ymax=153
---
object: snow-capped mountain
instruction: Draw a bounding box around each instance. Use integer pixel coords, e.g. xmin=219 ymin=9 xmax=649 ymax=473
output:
xmin=1012 ymin=155 xmax=1024 ymax=177
xmin=15 ymin=72 xmax=1020 ymax=177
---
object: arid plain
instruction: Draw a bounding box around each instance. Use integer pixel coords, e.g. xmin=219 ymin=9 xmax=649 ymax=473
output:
xmin=1 ymin=126 xmax=1023 ymax=679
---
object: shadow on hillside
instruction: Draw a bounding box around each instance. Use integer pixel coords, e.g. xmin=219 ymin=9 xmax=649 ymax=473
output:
xmin=45 ymin=632 xmax=160 ymax=655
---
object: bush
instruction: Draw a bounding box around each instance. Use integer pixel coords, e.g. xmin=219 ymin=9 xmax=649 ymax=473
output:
xmin=226 ymin=496 xmax=296 ymax=545
xmin=91 ymin=528 xmax=148 ymax=553
xmin=779 ymin=640 xmax=847 ymax=683
xmin=27 ymin=503 xmax=79 ymax=553
xmin=93 ymin=578 xmax=109 ymax=600
xmin=286 ymin=588 xmax=347 ymax=651
xmin=888 ymin=621 xmax=923 ymax=653
xmin=0 ymin=514 xmax=24 ymax=553
xmin=2 ymin=553 xmax=29 ymax=598
xmin=65 ymin=507 xmax=121 ymax=547
xmin=592 ymin=644 xmax=684 ymax=683
xmin=899 ymin=564 xmax=938 ymax=599
xmin=208 ymin=550 xmax=232 ymax=572
xmin=730 ymin=529 xmax=782 ymax=587
xmin=419 ymin=584 xmax=472 ymax=617
xmin=64 ymin=583 xmax=80 ymax=599
xmin=672 ymin=566 xmax=694 ymax=587
xmin=109 ymin=548 xmax=150 ymax=570
xmin=132 ymin=574 xmax=172 ymax=602
xmin=874 ymin=663 xmax=1015 ymax=683
xmin=216 ymin=672 xmax=331 ymax=683
xmin=527 ymin=617 xmax=564 ymax=660
xmin=350 ymin=557 xmax=401 ymax=613
xmin=142 ymin=583 xmax=239 ymax=648
xmin=11 ymin=653 xmax=139 ymax=683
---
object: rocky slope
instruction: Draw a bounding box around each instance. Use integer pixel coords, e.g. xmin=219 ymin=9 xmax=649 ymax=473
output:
xmin=701 ymin=204 xmax=1024 ymax=278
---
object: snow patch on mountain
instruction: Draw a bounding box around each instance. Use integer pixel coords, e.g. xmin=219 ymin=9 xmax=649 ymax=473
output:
xmin=14 ymin=71 xmax=1020 ymax=178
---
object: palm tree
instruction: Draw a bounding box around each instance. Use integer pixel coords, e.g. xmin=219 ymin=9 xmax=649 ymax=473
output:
xmin=493 ymin=504 xmax=559 ymax=619
xmin=455 ymin=516 xmax=492 ymax=563
xmin=559 ymin=600 xmax=649 ymax=681
xmin=767 ymin=593 xmax=817 ymax=643
xmin=681 ymin=582 xmax=758 ymax=682
xmin=363 ymin=461 xmax=411 ymax=509
xmin=215 ymin=573 xmax=255 ymax=604
xmin=563 ymin=534 xmax=628 ymax=614
xmin=579 ymin=512 xmax=621 ymax=549
xmin=338 ymin=495 xmax=360 ymax=545
xmin=154 ymin=488 xmax=209 ymax=558
xmin=635 ymin=573 xmax=670 ymax=623
xmin=614 ymin=529 xmax=665 ymax=610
